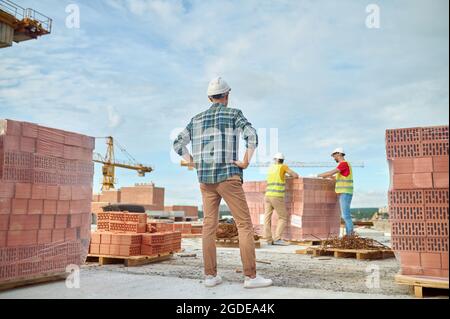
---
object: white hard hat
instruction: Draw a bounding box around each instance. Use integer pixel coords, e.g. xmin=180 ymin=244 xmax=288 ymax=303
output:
xmin=331 ymin=147 xmax=345 ymax=156
xmin=274 ymin=152 xmax=285 ymax=160
xmin=207 ymin=77 xmax=231 ymax=96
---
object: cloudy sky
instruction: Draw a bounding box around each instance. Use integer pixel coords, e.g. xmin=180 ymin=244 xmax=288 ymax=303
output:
xmin=1 ymin=0 xmax=448 ymax=207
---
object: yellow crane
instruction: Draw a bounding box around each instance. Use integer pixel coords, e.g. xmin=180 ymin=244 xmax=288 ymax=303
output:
xmin=0 ymin=0 xmax=52 ymax=49
xmin=93 ymin=137 xmax=153 ymax=191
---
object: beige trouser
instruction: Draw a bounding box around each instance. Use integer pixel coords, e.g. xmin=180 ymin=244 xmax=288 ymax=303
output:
xmin=200 ymin=176 xmax=256 ymax=278
xmin=264 ymin=196 xmax=288 ymax=242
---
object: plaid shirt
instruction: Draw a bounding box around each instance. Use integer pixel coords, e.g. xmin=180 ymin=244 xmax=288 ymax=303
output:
xmin=173 ymin=103 xmax=258 ymax=184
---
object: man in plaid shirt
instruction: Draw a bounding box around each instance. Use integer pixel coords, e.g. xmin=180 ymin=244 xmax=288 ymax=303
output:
xmin=173 ymin=77 xmax=273 ymax=289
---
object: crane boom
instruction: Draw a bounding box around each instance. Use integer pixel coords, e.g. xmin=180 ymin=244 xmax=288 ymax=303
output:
xmin=94 ymin=136 xmax=153 ymax=191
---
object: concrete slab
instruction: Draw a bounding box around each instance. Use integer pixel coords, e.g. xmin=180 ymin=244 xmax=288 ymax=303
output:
xmin=0 ymin=268 xmax=413 ymax=299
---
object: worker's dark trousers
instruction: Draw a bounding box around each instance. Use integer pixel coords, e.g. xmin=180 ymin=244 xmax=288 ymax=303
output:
xmin=200 ymin=176 xmax=257 ymax=278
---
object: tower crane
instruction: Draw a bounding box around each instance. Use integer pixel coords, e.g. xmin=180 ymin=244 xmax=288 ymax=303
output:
xmin=93 ymin=137 xmax=153 ymax=191
xmin=0 ymin=0 xmax=52 ymax=49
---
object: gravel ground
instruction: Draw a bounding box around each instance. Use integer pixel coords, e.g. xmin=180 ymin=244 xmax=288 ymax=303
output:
xmin=87 ymin=229 xmax=412 ymax=297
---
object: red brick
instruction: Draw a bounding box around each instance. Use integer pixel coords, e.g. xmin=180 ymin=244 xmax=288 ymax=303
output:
xmin=119 ymin=244 xmax=140 ymax=257
xmin=99 ymin=244 xmax=110 ymax=255
xmin=69 ymin=214 xmax=82 ymax=227
xmin=441 ymin=253 xmax=449 ymax=270
xmin=57 ymin=201 xmax=70 ymax=214
xmin=0 ymin=182 xmax=15 ymax=198
xmin=69 ymin=200 xmax=85 ymax=214
xmin=9 ymin=215 xmax=40 ymax=231
xmin=422 ymin=268 xmax=448 ymax=278
xmin=0 ymin=215 xmax=9 ymax=231
xmin=40 ymin=215 xmax=55 ymax=229
xmin=55 ymin=215 xmax=68 ymax=229
xmin=0 ymin=198 xmax=11 ymax=215
xmin=46 ymin=186 xmax=59 ymax=200
xmin=1 ymin=135 xmax=20 ymax=150
xmin=7 ymin=230 xmax=37 ymax=247
xmin=28 ymin=199 xmax=43 ymax=215
xmin=81 ymin=213 xmax=92 ymax=226
xmin=31 ymin=185 xmax=46 ymax=200
xmin=36 ymin=139 xmax=64 ymax=158
xmin=422 ymin=141 xmax=449 ymax=157
xmin=65 ymin=228 xmax=77 ymax=241
xmin=59 ymin=186 xmax=72 ymax=200
xmin=37 ymin=230 xmax=52 ymax=244
xmin=100 ymin=233 xmax=112 ymax=244
xmin=111 ymin=233 xmax=141 ymax=245
xmin=90 ymin=243 xmax=100 ymax=254
xmin=398 ymin=252 xmax=421 ymax=267
xmin=421 ymin=252 xmax=442 ymax=269
xmin=0 ymin=231 xmax=6 ymax=246
xmin=90 ymin=232 xmax=101 ymax=244
xmin=20 ymin=137 xmax=36 ymax=153
xmin=15 ymin=183 xmax=31 ymax=199
xmin=52 ymin=229 xmax=65 ymax=243
xmin=392 ymin=173 xmax=433 ymax=190
xmin=433 ymin=156 xmax=449 ymax=172
xmin=43 ymin=200 xmax=57 ymax=214
xmin=21 ymin=122 xmax=38 ymax=138
xmin=109 ymin=244 xmax=120 ymax=255
xmin=11 ymin=199 xmax=28 ymax=214
xmin=433 ymin=173 xmax=449 ymax=189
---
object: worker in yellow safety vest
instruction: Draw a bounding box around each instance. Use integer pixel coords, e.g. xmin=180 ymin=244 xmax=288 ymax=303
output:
xmin=318 ymin=147 xmax=354 ymax=236
xmin=264 ymin=153 xmax=299 ymax=246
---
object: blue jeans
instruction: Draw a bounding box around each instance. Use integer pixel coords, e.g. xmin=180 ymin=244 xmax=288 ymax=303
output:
xmin=339 ymin=193 xmax=354 ymax=235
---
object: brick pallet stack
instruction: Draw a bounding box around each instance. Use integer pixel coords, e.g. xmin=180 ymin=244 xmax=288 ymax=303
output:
xmin=244 ymin=178 xmax=341 ymax=241
xmin=386 ymin=125 xmax=449 ymax=278
xmin=0 ymin=119 xmax=94 ymax=284
xmin=90 ymin=211 xmax=181 ymax=257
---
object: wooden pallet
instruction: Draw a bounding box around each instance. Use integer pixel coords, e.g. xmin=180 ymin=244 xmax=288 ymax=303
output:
xmin=301 ymin=247 xmax=395 ymax=260
xmin=0 ymin=272 xmax=67 ymax=292
xmin=86 ymin=251 xmax=177 ymax=267
xmin=287 ymin=239 xmax=323 ymax=246
xmin=215 ymin=238 xmax=261 ymax=249
xmin=395 ymin=274 xmax=449 ymax=298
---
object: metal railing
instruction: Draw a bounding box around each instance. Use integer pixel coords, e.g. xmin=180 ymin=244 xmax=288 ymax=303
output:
xmin=0 ymin=0 xmax=52 ymax=33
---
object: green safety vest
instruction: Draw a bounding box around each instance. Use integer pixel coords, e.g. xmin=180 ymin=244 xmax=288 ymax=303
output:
xmin=265 ymin=164 xmax=286 ymax=198
xmin=335 ymin=161 xmax=354 ymax=194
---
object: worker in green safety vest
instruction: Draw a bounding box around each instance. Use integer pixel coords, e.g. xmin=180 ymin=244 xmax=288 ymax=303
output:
xmin=318 ymin=147 xmax=354 ymax=236
xmin=264 ymin=152 xmax=299 ymax=245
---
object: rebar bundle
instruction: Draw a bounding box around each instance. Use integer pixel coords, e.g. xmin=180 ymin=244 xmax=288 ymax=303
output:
xmin=320 ymin=234 xmax=389 ymax=250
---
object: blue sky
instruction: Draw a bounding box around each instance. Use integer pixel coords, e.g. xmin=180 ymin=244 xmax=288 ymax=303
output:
xmin=1 ymin=0 xmax=448 ymax=207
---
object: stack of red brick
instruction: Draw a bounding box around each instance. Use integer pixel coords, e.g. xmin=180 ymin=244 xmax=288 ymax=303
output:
xmin=387 ymin=125 xmax=449 ymax=278
xmin=0 ymin=119 xmax=94 ymax=283
xmin=244 ymin=178 xmax=341 ymax=240
xmin=90 ymin=211 xmax=181 ymax=257
xmin=147 ymin=220 xmax=203 ymax=235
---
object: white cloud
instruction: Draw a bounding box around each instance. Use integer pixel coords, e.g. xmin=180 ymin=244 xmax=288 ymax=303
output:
xmin=1 ymin=0 xmax=448 ymax=207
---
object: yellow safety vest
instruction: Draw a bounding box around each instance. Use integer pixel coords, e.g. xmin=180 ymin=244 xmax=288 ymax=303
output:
xmin=335 ymin=161 xmax=354 ymax=194
xmin=265 ymin=164 xmax=286 ymax=198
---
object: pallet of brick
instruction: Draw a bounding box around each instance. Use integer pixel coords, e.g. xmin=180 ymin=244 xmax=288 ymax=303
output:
xmin=0 ymin=119 xmax=94 ymax=289
xmin=244 ymin=178 xmax=341 ymax=241
xmin=89 ymin=211 xmax=182 ymax=266
xmin=387 ymin=125 xmax=449 ymax=280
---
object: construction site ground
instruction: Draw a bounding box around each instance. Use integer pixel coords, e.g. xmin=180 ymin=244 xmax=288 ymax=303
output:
xmin=0 ymin=228 xmax=447 ymax=299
